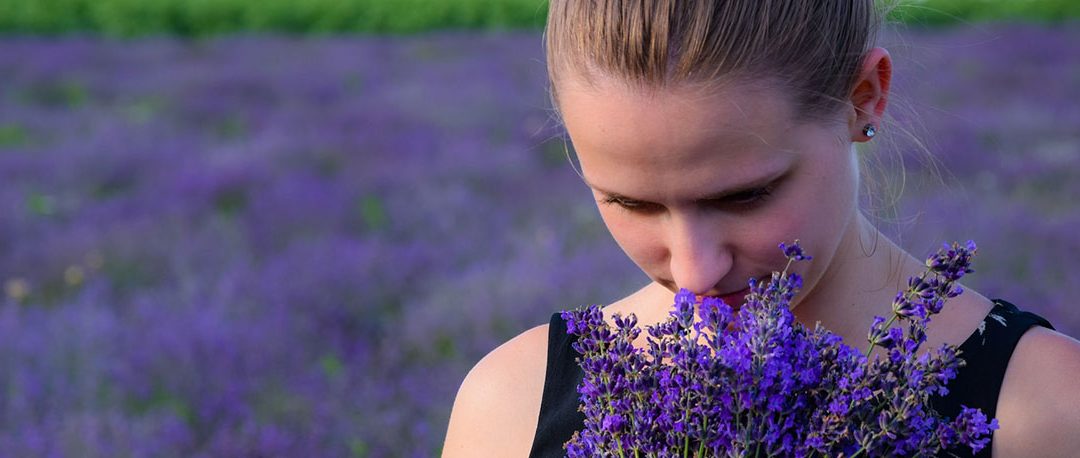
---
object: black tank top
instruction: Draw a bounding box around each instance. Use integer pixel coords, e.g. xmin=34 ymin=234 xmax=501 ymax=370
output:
xmin=529 ymin=299 xmax=1053 ymax=458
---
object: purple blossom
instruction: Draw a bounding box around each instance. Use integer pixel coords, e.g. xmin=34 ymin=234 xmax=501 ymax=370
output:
xmin=779 ymin=240 xmax=812 ymax=261
xmin=563 ymin=240 xmax=997 ymax=456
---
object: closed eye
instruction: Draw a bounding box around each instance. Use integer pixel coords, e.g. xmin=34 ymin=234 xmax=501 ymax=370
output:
xmin=599 ymin=181 xmax=779 ymax=213
xmin=718 ymin=185 xmax=774 ymax=207
xmin=601 ymin=195 xmax=661 ymax=213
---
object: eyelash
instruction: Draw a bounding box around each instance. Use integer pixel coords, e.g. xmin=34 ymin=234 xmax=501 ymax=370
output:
xmin=602 ymin=186 xmax=775 ymax=212
xmin=728 ymin=186 xmax=775 ymax=206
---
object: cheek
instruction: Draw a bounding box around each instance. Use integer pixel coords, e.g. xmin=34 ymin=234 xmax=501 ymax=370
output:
xmin=742 ymin=208 xmax=804 ymax=266
xmin=596 ymin=208 xmax=665 ymax=268
xmin=747 ymin=178 xmax=855 ymax=256
xmin=769 ymin=160 xmax=859 ymax=258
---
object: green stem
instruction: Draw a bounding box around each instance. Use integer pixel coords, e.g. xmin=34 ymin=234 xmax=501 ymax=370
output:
xmin=696 ymin=417 xmax=708 ymax=458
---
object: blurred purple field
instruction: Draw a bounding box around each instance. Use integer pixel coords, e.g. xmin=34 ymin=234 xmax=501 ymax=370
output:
xmin=0 ymin=24 xmax=1077 ymax=457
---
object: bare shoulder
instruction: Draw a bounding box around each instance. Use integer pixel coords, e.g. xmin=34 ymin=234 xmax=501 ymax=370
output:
xmin=442 ymin=322 xmax=550 ymax=457
xmin=994 ymin=326 xmax=1080 ymax=457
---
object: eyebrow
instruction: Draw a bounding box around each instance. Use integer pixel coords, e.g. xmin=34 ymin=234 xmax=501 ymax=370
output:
xmin=586 ymin=169 xmax=788 ymax=203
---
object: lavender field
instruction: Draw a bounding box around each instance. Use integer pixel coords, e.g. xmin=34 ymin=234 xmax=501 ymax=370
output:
xmin=0 ymin=24 xmax=1077 ymax=456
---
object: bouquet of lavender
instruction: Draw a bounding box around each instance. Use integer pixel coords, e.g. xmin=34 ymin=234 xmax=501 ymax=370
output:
xmin=561 ymin=241 xmax=998 ymax=457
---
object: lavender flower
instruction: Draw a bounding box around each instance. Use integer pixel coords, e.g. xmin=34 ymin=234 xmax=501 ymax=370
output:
xmin=563 ymin=240 xmax=996 ymax=457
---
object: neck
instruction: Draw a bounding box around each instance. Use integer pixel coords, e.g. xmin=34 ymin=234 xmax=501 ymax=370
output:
xmin=791 ymin=213 xmax=924 ymax=343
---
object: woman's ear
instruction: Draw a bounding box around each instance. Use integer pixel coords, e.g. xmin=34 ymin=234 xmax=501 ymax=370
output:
xmin=848 ymin=47 xmax=892 ymax=142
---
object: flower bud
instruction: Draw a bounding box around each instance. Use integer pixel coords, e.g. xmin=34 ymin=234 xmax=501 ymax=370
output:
xmin=891 ymin=292 xmax=920 ymax=318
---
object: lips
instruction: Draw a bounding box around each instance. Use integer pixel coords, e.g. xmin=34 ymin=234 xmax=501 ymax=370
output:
xmin=710 ymin=276 xmax=768 ymax=306
xmin=718 ymin=286 xmax=751 ymax=306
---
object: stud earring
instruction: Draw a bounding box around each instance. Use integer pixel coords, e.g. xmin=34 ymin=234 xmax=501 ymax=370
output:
xmin=862 ymin=123 xmax=877 ymax=138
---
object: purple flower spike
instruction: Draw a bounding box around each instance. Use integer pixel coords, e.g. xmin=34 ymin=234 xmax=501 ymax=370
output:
xmin=674 ymin=288 xmax=697 ymax=306
xmin=926 ymin=240 xmax=977 ymax=282
xmin=602 ymin=413 xmax=626 ymax=432
xmin=951 ymin=406 xmax=1000 ymax=454
xmin=779 ymin=240 xmax=812 ymax=261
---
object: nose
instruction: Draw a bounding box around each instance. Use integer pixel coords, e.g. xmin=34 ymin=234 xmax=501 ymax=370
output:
xmin=666 ymin=214 xmax=732 ymax=296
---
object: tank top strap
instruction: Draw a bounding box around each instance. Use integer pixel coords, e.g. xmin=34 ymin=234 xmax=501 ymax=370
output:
xmin=930 ymin=298 xmax=1054 ymax=457
xmin=529 ymin=312 xmax=586 ymax=458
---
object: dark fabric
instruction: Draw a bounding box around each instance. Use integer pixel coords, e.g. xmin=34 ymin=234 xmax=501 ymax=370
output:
xmin=529 ymin=299 xmax=1053 ymax=458
xmin=528 ymin=311 xmax=587 ymax=458
xmin=931 ymin=299 xmax=1053 ymax=457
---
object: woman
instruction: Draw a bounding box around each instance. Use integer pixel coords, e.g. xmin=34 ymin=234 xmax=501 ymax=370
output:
xmin=444 ymin=1 xmax=1080 ymax=456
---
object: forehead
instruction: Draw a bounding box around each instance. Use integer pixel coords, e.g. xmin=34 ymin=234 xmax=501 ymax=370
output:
xmin=557 ymin=78 xmax=803 ymax=192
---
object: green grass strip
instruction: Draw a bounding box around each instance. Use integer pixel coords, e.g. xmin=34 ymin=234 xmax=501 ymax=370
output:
xmin=0 ymin=0 xmax=1076 ymax=38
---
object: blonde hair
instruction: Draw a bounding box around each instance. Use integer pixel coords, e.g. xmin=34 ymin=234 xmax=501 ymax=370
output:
xmin=545 ymin=0 xmax=882 ymax=121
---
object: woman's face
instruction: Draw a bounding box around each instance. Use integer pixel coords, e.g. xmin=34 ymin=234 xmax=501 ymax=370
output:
xmin=558 ymin=78 xmax=864 ymax=306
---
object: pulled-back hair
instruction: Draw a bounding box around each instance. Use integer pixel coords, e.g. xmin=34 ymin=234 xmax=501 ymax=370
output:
xmin=545 ymin=0 xmax=882 ymax=120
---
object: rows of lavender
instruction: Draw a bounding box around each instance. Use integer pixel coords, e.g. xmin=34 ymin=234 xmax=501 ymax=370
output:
xmin=0 ymin=25 xmax=1076 ymax=456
